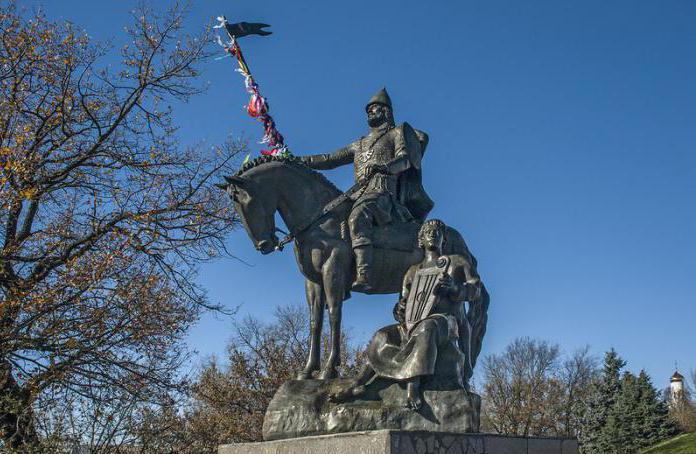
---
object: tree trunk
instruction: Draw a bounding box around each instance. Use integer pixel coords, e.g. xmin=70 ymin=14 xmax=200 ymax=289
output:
xmin=0 ymin=360 xmax=38 ymax=449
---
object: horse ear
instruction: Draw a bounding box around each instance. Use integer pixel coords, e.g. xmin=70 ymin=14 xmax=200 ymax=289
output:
xmin=224 ymin=175 xmax=249 ymax=189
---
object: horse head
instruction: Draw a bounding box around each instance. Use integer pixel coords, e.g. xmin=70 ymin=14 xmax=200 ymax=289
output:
xmin=219 ymin=174 xmax=279 ymax=254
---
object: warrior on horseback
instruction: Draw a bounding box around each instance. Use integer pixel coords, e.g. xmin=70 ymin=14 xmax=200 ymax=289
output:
xmin=301 ymin=88 xmax=433 ymax=292
xmin=219 ymin=90 xmax=485 ymax=380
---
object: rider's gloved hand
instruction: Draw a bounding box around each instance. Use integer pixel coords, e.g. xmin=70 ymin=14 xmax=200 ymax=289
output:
xmin=365 ymin=163 xmax=389 ymax=179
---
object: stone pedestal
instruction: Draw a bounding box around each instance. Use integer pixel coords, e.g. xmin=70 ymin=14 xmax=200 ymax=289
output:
xmin=219 ymin=430 xmax=580 ymax=454
xmin=263 ymin=378 xmax=480 ymax=441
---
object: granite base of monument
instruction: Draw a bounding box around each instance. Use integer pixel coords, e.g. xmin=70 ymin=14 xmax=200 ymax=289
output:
xmin=218 ymin=430 xmax=580 ymax=454
xmin=262 ymin=378 xmax=480 ymax=441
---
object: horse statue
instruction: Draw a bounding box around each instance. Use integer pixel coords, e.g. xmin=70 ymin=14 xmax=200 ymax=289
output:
xmin=220 ymin=155 xmax=489 ymax=381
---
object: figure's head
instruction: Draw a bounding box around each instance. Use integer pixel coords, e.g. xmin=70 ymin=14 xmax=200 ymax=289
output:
xmin=417 ymin=219 xmax=447 ymax=251
xmin=365 ymin=87 xmax=394 ymax=128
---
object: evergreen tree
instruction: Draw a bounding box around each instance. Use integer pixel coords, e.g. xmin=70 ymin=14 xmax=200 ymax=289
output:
xmin=636 ymin=370 xmax=677 ymax=448
xmin=615 ymin=371 xmax=642 ymax=453
xmin=578 ymin=351 xmax=677 ymax=453
xmin=578 ymin=349 xmax=625 ymax=453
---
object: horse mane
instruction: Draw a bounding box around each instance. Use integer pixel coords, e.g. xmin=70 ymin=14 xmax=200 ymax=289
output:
xmin=236 ymin=154 xmax=341 ymax=195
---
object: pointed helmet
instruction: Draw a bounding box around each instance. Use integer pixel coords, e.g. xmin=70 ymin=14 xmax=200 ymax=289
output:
xmin=365 ymin=87 xmax=393 ymax=112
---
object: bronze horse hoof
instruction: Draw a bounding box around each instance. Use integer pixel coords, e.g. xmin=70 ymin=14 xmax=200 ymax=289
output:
xmin=317 ymin=368 xmax=339 ymax=380
xmin=296 ymin=370 xmax=314 ymax=380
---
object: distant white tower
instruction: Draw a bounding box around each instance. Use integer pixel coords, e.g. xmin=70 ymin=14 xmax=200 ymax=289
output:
xmin=670 ymin=369 xmax=685 ymax=406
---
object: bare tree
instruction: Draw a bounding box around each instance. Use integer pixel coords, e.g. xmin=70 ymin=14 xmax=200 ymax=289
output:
xmin=34 ymin=376 xmax=169 ymax=453
xmin=556 ymin=346 xmax=597 ymax=437
xmin=0 ymin=2 xmax=240 ymax=449
xmin=133 ymin=305 xmax=366 ymax=453
xmin=481 ymin=337 xmax=598 ymax=437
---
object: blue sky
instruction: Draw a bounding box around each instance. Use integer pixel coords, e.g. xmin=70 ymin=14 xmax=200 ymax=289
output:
xmin=27 ymin=0 xmax=696 ymax=387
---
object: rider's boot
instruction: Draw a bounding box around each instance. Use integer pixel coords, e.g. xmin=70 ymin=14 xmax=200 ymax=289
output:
xmin=352 ymin=245 xmax=373 ymax=292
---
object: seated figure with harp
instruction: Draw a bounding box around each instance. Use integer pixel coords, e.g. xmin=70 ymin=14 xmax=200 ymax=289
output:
xmin=330 ymin=219 xmax=485 ymax=410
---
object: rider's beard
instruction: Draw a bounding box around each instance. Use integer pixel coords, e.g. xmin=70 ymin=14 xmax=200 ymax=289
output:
xmin=367 ymin=113 xmax=386 ymax=128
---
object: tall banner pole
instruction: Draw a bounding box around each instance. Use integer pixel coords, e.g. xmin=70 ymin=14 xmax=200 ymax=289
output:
xmin=214 ymin=16 xmax=290 ymax=157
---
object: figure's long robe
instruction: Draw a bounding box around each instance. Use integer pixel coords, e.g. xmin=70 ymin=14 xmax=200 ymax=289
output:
xmin=365 ymin=256 xmax=471 ymax=385
xmin=367 ymin=314 xmax=462 ymax=381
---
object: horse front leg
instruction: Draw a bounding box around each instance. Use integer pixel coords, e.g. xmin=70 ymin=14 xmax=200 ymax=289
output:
xmin=318 ymin=248 xmax=350 ymax=380
xmin=297 ymin=278 xmax=325 ymax=380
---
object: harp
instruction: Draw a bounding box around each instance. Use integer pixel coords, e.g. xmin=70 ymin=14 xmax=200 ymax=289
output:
xmin=404 ymin=256 xmax=451 ymax=332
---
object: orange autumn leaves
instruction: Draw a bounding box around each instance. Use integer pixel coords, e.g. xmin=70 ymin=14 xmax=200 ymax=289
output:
xmin=0 ymin=4 xmax=241 ymax=448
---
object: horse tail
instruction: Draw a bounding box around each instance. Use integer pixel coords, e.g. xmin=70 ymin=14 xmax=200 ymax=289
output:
xmin=444 ymin=226 xmax=490 ymax=384
xmin=463 ymin=285 xmax=490 ymax=383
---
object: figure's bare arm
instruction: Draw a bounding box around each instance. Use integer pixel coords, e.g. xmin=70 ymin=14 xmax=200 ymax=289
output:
xmin=433 ymin=257 xmax=473 ymax=303
xmin=448 ymin=263 xmax=469 ymax=303
xmin=301 ymin=145 xmax=354 ymax=170
xmin=447 ymin=256 xmax=482 ymax=303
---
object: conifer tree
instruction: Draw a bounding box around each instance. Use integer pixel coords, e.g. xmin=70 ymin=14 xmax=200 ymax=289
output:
xmin=578 ymin=349 xmax=625 ymax=453
xmin=616 ymin=371 xmax=642 ymax=453
xmin=636 ymin=370 xmax=677 ymax=448
xmin=578 ymin=351 xmax=677 ymax=453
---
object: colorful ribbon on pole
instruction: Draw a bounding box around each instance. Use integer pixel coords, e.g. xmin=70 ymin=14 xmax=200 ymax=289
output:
xmin=214 ymin=17 xmax=290 ymax=157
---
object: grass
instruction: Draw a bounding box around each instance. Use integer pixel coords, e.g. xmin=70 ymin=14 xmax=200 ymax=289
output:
xmin=642 ymin=432 xmax=696 ymax=454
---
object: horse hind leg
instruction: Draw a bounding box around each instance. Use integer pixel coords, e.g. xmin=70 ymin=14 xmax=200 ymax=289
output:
xmin=297 ymin=279 xmax=324 ymax=380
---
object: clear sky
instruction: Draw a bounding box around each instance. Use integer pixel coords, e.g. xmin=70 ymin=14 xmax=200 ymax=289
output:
xmin=26 ymin=0 xmax=696 ymax=387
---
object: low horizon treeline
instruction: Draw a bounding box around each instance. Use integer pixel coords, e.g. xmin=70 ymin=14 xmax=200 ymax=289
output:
xmin=26 ymin=305 xmax=366 ymax=453
xmin=14 ymin=304 xmax=695 ymax=453
xmin=479 ymin=336 xmax=691 ymax=453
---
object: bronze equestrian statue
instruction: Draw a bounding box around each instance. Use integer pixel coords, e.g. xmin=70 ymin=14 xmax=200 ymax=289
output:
xmin=219 ymin=90 xmax=488 ymax=382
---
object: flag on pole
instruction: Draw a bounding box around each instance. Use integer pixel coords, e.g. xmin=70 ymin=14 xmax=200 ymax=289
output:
xmin=214 ymin=16 xmax=290 ymax=157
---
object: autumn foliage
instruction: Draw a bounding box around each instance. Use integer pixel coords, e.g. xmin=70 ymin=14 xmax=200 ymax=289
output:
xmin=0 ymin=2 xmax=240 ymax=449
xmin=131 ymin=305 xmax=366 ymax=453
